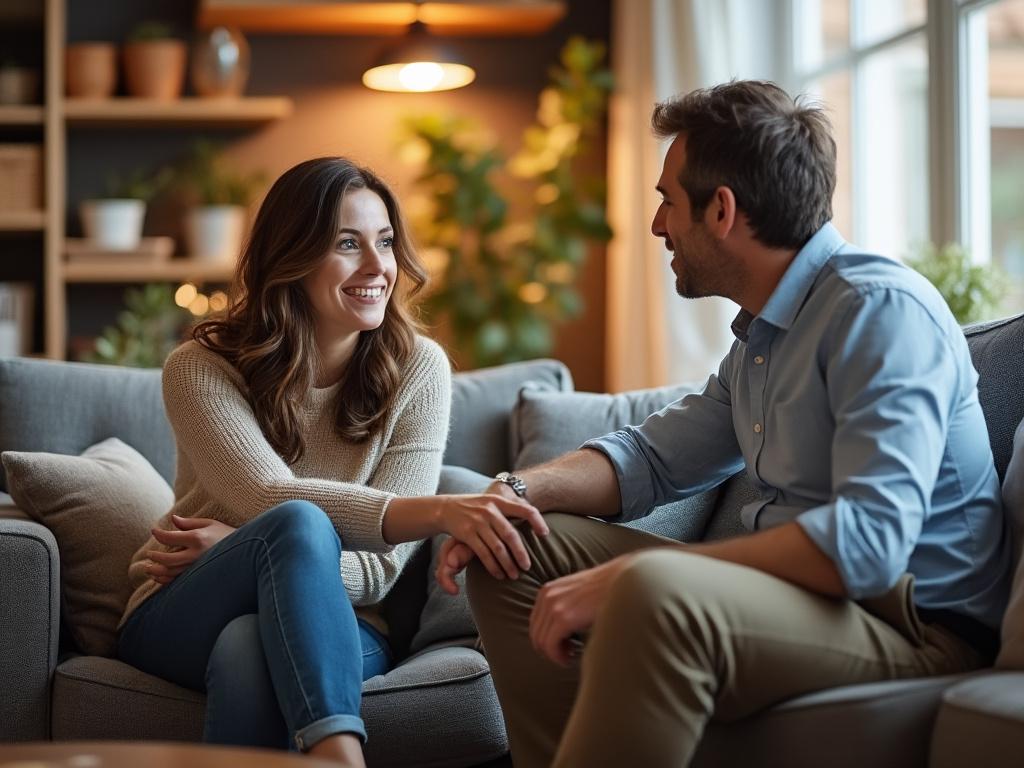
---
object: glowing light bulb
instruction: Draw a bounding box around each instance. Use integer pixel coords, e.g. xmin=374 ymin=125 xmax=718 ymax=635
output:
xmin=175 ymin=283 xmax=197 ymax=308
xmin=398 ymin=62 xmax=445 ymax=92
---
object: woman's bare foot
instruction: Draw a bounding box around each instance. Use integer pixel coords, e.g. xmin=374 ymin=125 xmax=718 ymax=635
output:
xmin=308 ymin=733 xmax=366 ymax=767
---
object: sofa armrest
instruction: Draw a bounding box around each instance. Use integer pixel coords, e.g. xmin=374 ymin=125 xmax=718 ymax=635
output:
xmin=0 ymin=499 xmax=60 ymax=740
xmin=929 ymin=671 xmax=1024 ymax=768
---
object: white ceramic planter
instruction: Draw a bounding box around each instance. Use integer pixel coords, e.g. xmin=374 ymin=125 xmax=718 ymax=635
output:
xmin=79 ymin=199 xmax=146 ymax=250
xmin=185 ymin=205 xmax=246 ymax=264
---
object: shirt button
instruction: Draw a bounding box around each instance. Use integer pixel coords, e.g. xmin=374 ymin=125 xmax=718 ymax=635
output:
xmin=754 ymin=355 xmax=765 ymax=365
xmin=754 ymin=423 xmax=763 ymax=434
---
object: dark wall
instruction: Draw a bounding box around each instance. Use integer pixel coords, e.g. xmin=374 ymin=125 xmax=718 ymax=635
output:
xmin=66 ymin=0 xmax=612 ymax=389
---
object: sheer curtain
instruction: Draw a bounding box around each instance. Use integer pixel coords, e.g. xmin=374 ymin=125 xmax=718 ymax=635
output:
xmin=605 ymin=0 xmax=782 ymax=391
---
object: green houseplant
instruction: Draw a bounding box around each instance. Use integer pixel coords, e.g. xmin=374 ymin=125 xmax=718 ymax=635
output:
xmin=398 ymin=37 xmax=613 ymax=367
xmin=905 ymin=242 xmax=1006 ymax=325
xmin=83 ymin=283 xmax=190 ymax=368
xmin=179 ymin=141 xmax=266 ymax=264
xmin=79 ymin=165 xmax=172 ymax=250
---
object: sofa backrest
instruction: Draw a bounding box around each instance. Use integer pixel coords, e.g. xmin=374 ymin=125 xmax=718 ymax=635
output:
xmin=0 ymin=357 xmax=174 ymax=492
xmin=444 ymin=358 xmax=573 ymax=476
xmin=964 ymin=312 xmax=1024 ymax=483
xmin=0 ymin=353 xmax=574 ymax=492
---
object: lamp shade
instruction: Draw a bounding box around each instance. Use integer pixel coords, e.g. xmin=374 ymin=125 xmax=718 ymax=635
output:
xmin=362 ymin=21 xmax=476 ymax=92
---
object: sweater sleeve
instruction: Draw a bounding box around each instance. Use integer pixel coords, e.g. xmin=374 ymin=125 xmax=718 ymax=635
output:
xmin=341 ymin=337 xmax=453 ymax=605
xmin=162 ymin=342 xmax=395 ymax=552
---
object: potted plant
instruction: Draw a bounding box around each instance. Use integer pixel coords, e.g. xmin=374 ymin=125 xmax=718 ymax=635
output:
xmin=905 ymin=242 xmax=1007 ymax=324
xmin=81 ymin=283 xmax=190 ymax=367
xmin=64 ymin=42 xmax=117 ymax=99
xmin=179 ymin=142 xmax=265 ymax=264
xmin=79 ymin=167 xmax=172 ymax=250
xmin=0 ymin=60 xmax=39 ymax=105
xmin=123 ymin=21 xmax=186 ymax=101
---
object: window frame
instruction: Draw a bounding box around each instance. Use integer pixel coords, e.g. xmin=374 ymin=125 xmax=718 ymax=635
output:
xmin=784 ymin=0 xmax=1003 ymax=259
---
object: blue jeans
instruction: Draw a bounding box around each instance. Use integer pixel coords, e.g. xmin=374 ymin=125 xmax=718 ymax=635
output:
xmin=117 ymin=500 xmax=393 ymax=751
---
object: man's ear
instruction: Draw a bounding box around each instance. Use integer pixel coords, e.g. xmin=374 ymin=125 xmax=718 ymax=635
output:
xmin=704 ymin=186 xmax=737 ymax=240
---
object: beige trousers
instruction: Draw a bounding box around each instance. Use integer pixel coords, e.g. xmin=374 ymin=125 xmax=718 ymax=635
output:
xmin=466 ymin=513 xmax=986 ymax=768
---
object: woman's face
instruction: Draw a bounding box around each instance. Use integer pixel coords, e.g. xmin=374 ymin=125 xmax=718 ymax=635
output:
xmin=303 ymin=187 xmax=399 ymax=341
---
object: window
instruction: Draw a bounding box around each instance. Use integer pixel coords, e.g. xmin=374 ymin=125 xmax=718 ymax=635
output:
xmin=962 ymin=0 xmax=1024 ymax=314
xmin=788 ymin=0 xmax=1024 ymax=319
xmin=791 ymin=0 xmax=928 ymax=261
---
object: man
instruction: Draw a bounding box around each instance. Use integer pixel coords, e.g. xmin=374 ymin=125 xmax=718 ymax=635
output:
xmin=437 ymin=80 xmax=1011 ymax=767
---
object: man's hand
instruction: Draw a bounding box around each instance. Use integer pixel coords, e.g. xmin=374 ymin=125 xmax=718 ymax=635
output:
xmin=145 ymin=514 xmax=236 ymax=585
xmin=529 ymin=553 xmax=638 ymax=666
xmin=435 ymin=536 xmax=477 ymax=595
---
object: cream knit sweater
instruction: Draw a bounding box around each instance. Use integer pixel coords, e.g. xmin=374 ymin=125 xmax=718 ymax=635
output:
xmin=119 ymin=334 xmax=452 ymax=634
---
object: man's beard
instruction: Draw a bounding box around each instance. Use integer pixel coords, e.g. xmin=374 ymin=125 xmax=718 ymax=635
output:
xmin=673 ymin=244 xmax=717 ymax=299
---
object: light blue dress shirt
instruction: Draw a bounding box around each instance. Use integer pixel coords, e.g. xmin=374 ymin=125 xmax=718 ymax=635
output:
xmin=586 ymin=223 xmax=1011 ymax=629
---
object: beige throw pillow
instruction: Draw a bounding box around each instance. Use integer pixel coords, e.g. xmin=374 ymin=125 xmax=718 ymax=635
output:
xmin=1 ymin=437 xmax=173 ymax=657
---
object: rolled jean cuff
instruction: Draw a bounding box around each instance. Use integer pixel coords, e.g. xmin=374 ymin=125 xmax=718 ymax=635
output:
xmin=294 ymin=714 xmax=368 ymax=751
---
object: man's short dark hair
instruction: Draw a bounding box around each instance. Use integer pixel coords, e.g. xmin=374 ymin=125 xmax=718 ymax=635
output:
xmin=652 ymin=80 xmax=836 ymax=250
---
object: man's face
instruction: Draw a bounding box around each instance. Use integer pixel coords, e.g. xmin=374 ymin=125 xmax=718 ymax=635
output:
xmin=651 ymin=135 xmax=728 ymax=299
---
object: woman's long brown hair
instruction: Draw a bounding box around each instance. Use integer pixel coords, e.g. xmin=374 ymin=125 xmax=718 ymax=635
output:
xmin=193 ymin=157 xmax=428 ymax=463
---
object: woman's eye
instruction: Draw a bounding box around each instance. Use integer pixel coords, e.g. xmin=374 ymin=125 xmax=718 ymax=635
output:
xmin=337 ymin=238 xmax=358 ymax=251
xmin=378 ymin=237 xmax=394 ymax=249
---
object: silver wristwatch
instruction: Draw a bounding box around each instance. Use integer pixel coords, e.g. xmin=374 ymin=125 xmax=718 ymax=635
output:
xmin=494 ymin=471 xmax=528 ymax=499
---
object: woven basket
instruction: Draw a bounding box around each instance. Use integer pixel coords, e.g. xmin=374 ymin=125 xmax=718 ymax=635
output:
xmin=0 ymin=144 xmax=43 ymax=211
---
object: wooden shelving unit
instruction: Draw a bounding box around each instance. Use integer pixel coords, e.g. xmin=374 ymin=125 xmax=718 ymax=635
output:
xmin=65 ymin=96 xmax=293 ymax=128
xmin=0 ymin=0 xmax=293 ymax=359
xmin=196 ymin=0 xmax=566 ymax=36
xmin=63 ymin=259 xmax=234 ymax=284
xmin=0 ymin=106 xmax=45 ymax=125
xmin=0 ymin=210 xmax=46 ymax=231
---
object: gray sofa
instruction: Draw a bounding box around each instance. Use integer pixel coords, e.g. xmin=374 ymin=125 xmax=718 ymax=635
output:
xmin=2 ymin=311 xmax=1023 ymax=767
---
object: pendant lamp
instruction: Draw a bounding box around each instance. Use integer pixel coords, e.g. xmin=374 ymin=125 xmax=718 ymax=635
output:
xmin=362 ymin=20 xmax=476 ymax=93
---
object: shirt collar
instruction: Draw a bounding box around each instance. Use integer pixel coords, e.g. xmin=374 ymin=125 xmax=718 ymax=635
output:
xmin=730 ymin=222 xmax=847 ymax=341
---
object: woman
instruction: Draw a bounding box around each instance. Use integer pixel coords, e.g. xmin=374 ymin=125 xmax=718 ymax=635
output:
xmin=116 ymin=157 xmax=546 ymax=767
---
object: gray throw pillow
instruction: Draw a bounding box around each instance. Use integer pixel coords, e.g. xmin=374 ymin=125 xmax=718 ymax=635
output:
xmin=410 ymin=465 xmax=493 ymax=654
xmin=1 ymin=437 xmax=174 ymax=657
xmin=996 ymin=417 xmax=1024 ymax=669
xmin=511 ymin=385 xmax=720 ymax=542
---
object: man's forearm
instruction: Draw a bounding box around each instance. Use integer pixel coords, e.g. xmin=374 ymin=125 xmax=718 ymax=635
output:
xmin=517 ymin=448 xmax=622 ymax=518
xmin=687 ymin=522 xmax=847 ymax=597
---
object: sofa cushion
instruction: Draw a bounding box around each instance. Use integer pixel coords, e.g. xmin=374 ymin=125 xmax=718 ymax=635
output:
xmin=52 ymin=645 xmax=507 ymax=768
xmin=0 ymin=357 xmax=174 ymax=491
xmin=694 ymin=675 xmax=963 ymax=768
xmin=964 ymin=312 xmax=1024 ymax=482
xmin=996 ymin=417 xmax=1024 ymax=669
xmin=2 ymin=438 xmax=173 ymax=657
xmin=930 ymin=672 xmax=1024 ymax=768
xmin=446 ymin=359 xmax=573 ymax=477
xmin=510 ymin=385 xmax=719 ymax=542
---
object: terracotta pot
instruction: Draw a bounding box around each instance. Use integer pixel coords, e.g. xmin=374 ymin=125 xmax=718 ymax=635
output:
xmin=123 ymin=40 xmax=187 ymax=100
xmin=0 ymin=67 xmax=40 ymax=105
xmin=65 ymin=43 xmax=117 ymax=98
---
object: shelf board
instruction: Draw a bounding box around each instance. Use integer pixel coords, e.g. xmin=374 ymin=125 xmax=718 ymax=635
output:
xmin=0 ymin=210 xmax=46 ymax=231
xmin=64 ymin=97 xmax=294 ymax=128
xmin=63 ymin=259 xmax=234 ymax=283
xmin=0 ymin=105 xmax=45 ymax=126
xmin=196 ymin=0 xmax=566 ymax=36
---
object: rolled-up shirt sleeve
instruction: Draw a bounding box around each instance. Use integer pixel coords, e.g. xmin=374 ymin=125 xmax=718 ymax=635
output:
xmin=584 ymin=347 xmax=746 ymax=521
xmin=797 ymin=289 xmax=960 ymax=598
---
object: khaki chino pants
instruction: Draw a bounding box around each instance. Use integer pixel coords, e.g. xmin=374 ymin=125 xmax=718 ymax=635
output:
xmin=466 ymin=513 xmax=986 ymax=768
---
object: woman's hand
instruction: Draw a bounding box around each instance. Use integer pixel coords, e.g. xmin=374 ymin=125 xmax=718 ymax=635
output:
xmin=435 ymin=493 xmax=548 ymax=582
xmin=145 ymin=514 xmax=236 ymax=585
